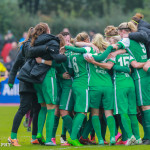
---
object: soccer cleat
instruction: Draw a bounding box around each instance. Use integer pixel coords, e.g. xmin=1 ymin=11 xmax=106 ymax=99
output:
xmin=8 ymin=137 xmax=21 ymax=146
xmin=36 ymin=133 xmax=46 ymax=145
xmin=134 ymin=138 xmax=142 ymax=145
xmin=125 ymin=135 xmax=136 ymax=146
xmin=104 ymin=140 xmax=109 ymax=145
xmin=60 ymin=135 xmax=67 ymax=144
xmin=79 ymin=136 xmax=95 ymax=145
xmin=115 ymin=132 xmax=122 ymax=142
xmin=98 ymin=140 xmax=104 ymax=145
xmin=116 ymin=140 xmax=127 ymax=145
xmin=90 ymin=135 xmax=96 ymax=144
xmin=45 ymin=141 xmax=56 ymax=146
xmin=31 ymin=139 xmax=39 ymax=144
xmin=51 ymin=138 xmax=56 ymax=145
xmin=61 ymin=142 xmax=70 ymax=146
xmin=110 ymin=137 xmax=116 ymax=145
xmin=68 ymin=137 xmax=83 ymax=146
xmin=60 ymin=135 xmax=70 ymax=146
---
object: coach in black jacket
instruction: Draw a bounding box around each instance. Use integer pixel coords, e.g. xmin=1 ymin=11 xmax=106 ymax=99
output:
xmin=129 ymin=14 xmax=150 ymax=58
xmin=18 ymin=34 xmax=67 ymax=83
xmin=8 ymin=49 xmax=41 ymax=144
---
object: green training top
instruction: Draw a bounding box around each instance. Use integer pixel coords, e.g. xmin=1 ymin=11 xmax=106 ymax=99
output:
xmin=88 ymin=52 xmax=113 ymax=87
xmin=108 ymin=53 xmax=135 ymax=88
xmin=68 ymin=46 xmax=94 ymax=88
xmin=117 ymin=38 xmax=148 ymax=80
xmin=56 ymin=51 xmax=72 ymax=87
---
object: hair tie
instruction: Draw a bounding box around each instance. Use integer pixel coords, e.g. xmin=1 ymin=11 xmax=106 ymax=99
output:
xmin=105 ymin=35 xmax=119 ymax=37
xmin=132 ymin=20 xmax=139 ymax=25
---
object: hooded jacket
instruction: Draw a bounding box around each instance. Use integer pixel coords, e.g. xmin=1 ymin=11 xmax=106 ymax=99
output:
xmin=129 ymin=20 xmax=150 ymax=58
xmin=17 ymin=34 xmax=67 ymax=83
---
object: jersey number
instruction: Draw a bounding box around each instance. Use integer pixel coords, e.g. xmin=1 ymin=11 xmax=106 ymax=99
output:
xmin=118 ymin=56 xmax=129 ymax=67
xmin=72 ymin=57 xmax=79 ymax=73
xmin=139 ymin=43 xmax=146 ymax=53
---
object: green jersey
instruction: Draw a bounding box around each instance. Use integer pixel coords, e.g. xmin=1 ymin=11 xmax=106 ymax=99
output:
xmin=118 ymin=38 xmax=148 ymax=80
xmin=88 ymin=52 xmax=113 ymax=87
xmin=56 ymin=51 xmax=72 ymax=87
xmin=68 ymin=47 xmax=93 ymax=88
xmin=109 ymin=53 xmax=135 ymax=88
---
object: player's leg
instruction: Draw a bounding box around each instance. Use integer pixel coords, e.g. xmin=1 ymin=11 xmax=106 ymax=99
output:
xmin=90 ymin=88 xmax=104 ymax=145
xmin=68 ymin=88 xmax=89 ymax=146
xmin=34 ymin=83 xmax=47 ymax=145
xmin=79 ymin=113 xmax=95 ymax=145
xmin=43 ymin=76 xmax=57 ymax=146
xmin=116 ymin=88 xmax=136 ymax=145
xmin=103 ymin=87 xmax=116 ymax=145
xmin=27 ymin=110 xmax=33 ymax=132
xmin=8 ymin=93 xmax=33 ymax=146
xmin=31 ymin=94 xmax=41 ymax=144
xmin=59 ymin=88 xmax=73 ymax=136
xmin=128 ymin=87 xmax=141 ymax=144
xmin=135 ymin=76 xmax=150 ymax=144
xmin=52 ymin=80 xmax=61 ymax=143
xmin=52 ymin=105 xmax=60 ymax=144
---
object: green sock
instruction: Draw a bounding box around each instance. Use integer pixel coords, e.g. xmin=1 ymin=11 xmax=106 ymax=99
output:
xmin=52 ymin=115 xmax=60 ymax=138
xmin=120 ymin=114 xmax=133 ymax=138
xmin=11 ymin=132 xmax=17 ymax=139
xmin=92 ymin=116 xmax=103 ymax=142
xmin=62 ymin=115 xmax=73 ymax=135
xmin=82 ymin=118 xmax=93 ymax=139
xmin=143 ymin=109 xmax=150 ymax=140
xmin=129 ymin=114 xmax=140 ymax=139
xmin=79 ymin=116 xmax=87 ymax=138
xmin=141 ymin=111 xmax=147 ymax=140
xmin=37 ymin=107 xmax=47 ymax=134
xmin=61 ymin=120 xmax=67 ymax=136
xmin=70 ymin=113 xmax=85 ymax=140
xmin=118 ymin=115 xmax=128 ymax=141
xmin=46 ymin=109 xmax=55 ymax=143
xmin=147 ymin=67 xmax=150 ymax=73
xmin=100 ymin=116 xmax=107 ymax=140
xmin=106 ymin=116 xmax=116 ymax=138
xmin=32 ymin=135 xmax=36 ymax=140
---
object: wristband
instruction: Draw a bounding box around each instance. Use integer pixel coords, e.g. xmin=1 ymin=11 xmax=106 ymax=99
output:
xmin=41 ymin=59 xmax=45 ymax=64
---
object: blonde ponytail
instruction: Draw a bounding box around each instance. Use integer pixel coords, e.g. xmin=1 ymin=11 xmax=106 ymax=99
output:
xmin=75 ymin=32 xmax=89 ymax=42
xmin=118 ymin=22 xmax=137 ymax=32
xmin=92 ymin=33 xmax=109 ymax=51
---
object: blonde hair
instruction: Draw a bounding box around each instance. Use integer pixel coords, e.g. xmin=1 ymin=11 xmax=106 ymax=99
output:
xmin=92 ymin=33 xmax=109 ymax=51
xmin=75 ymin=32 xmax=89 ymax=42
xmin=118 ymin=22 xmax=137 ymax=32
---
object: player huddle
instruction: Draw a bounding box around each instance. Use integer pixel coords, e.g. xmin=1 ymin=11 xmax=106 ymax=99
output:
xmin=8 ymin=13 xmax=150 ymax=147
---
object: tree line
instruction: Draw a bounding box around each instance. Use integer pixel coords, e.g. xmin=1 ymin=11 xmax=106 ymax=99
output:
xmin=0 ymin=0 xmax=149 ymax=39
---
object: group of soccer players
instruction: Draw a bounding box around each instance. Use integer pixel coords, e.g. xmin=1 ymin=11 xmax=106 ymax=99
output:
xmin=8 ymin=13 xmax=150 ymax=147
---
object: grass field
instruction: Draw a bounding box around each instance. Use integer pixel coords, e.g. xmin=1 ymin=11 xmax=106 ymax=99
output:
xmin=0 ymin=106 xmax=150 ymax=150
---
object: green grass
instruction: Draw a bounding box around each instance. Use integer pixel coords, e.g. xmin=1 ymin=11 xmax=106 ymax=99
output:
xmin=0 ymin=106 xmax=149 ymax=150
